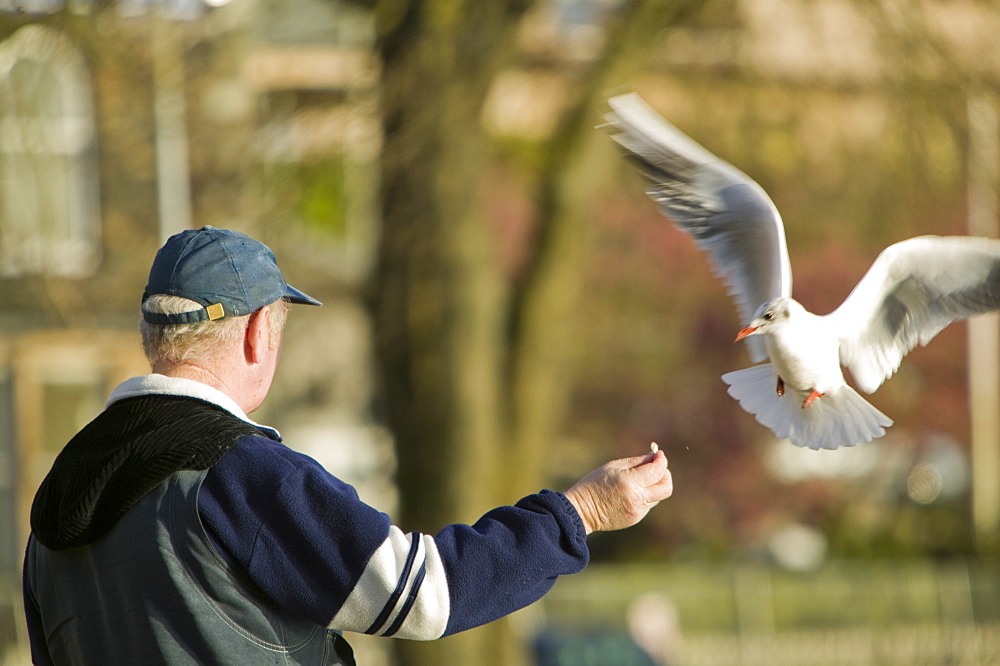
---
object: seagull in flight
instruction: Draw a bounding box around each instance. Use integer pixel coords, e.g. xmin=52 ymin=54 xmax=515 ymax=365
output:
xmin=604 ymin=92 xmax=1000 ymax=450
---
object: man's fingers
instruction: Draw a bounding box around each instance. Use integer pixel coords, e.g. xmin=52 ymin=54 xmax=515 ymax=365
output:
xmin=627 ymin=450 xmax=669 ymax=486
xmin=646 ymin=471 xmax=674 ymax=502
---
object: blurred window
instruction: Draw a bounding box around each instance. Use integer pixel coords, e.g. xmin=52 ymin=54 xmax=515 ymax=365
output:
xmin=0 ymin=26 xmax=99 ymax=277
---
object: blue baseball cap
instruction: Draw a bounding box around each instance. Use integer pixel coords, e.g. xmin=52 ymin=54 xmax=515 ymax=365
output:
xmin=142 ymin=226 xmax=321 ymax=324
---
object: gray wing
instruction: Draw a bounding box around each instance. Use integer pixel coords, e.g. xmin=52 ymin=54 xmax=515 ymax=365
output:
xmin=829 ymin=235 xmax=1000 ymax=393
xmin=605 ymin=93 xmax=791 ymax=363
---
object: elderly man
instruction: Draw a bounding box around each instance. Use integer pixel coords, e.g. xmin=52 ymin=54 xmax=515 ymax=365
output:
xmin=23 ymin=226 xmax=673 ymax=665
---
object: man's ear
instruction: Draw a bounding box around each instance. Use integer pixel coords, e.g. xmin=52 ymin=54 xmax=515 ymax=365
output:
xmin=244 ymin=306 xmax=271 ymax=365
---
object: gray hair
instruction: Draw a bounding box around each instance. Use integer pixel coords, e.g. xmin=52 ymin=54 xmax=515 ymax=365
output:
xmin=140 ymin=295 xmax=289 ymax=367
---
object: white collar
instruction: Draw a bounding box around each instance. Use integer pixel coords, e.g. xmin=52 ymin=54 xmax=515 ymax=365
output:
xmin=107 ymin=374 xmax=279 ymax=437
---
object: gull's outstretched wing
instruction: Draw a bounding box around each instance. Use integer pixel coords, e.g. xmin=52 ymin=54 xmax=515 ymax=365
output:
xmin=605 ymin=93 xmax=791 ymax=363
xmin=830 ymin=235 xmax=1000 ymax=393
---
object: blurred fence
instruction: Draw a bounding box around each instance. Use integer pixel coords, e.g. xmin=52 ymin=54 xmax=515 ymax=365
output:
xmin=676 ymin=624 xmax=1000 ymax=665
xmin=530 ymin=558 xmax=1000 ymax=666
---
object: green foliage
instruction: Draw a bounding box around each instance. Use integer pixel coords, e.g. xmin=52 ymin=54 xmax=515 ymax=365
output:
xmin=298 ymin=159 xmax=348 ymax=236
xmin=264 ymin=159 xmax=348 ymax=239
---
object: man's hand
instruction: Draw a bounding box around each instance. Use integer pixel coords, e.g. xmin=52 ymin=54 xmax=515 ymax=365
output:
xmin=563 ymin=448 xmax=673 ymax=534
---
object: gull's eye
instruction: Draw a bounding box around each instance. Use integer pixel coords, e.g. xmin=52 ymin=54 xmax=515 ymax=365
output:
xmin=762 ymin=312 xmax=773 ymax=321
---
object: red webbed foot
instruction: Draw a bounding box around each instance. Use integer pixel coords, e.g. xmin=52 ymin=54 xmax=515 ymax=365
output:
xmin=802 ymin=389 xmax=824 ymax=408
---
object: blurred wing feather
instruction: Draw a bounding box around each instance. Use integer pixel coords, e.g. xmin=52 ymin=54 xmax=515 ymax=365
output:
xmin=606 ymin=93 xmax=791 ymax=363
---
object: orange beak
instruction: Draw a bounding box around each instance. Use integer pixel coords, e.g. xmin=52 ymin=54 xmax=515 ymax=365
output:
xmin=734 ymin=325 xmax=758 ymax=342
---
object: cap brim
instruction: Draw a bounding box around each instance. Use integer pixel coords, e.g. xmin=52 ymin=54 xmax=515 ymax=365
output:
xmin=285 ymin=284 xmax=322 ymax=306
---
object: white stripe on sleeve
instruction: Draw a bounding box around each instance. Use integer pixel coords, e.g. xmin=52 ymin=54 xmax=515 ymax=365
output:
xmin=327 ymin=526 xmax=450 ymax=640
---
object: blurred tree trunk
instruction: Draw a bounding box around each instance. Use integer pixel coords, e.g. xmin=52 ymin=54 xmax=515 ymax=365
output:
xmin=372 ymin=3 xmax=534 ymax=664
xmin=370 ymin=1 xmax=690 ymax=664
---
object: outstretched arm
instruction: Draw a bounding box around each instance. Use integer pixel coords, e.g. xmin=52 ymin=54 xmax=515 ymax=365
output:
xmin=201 ymin=438 xmax=674 ymax=640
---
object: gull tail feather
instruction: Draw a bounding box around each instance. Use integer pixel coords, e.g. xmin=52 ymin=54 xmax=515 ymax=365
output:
xmin=721 ymin=364 xmax=893 ymax=450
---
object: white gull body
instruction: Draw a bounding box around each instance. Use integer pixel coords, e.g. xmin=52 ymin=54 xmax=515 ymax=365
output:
xmin=605 ymin=92 xmax=1000 ymax=449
